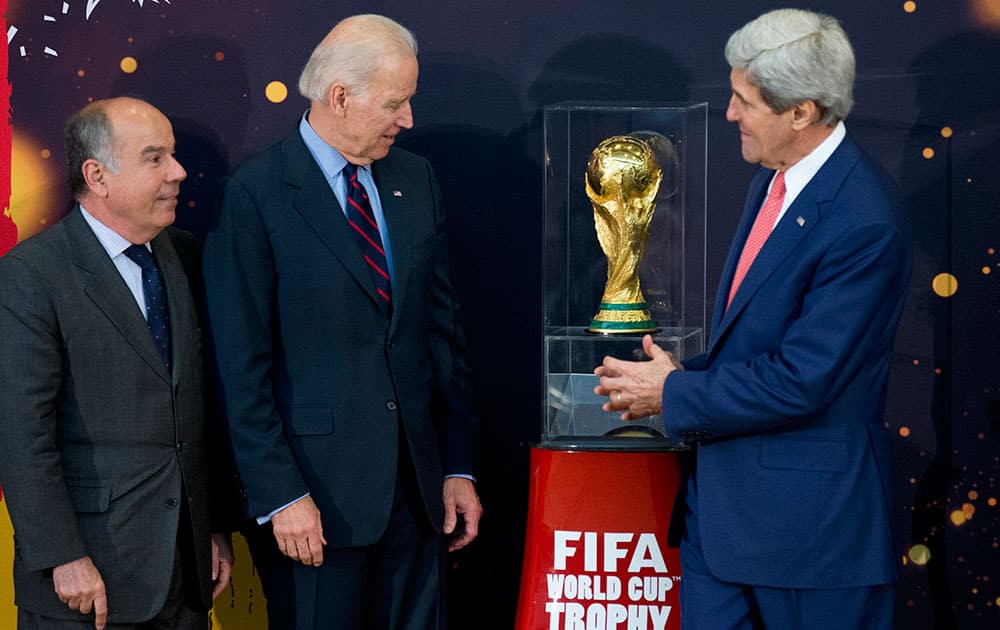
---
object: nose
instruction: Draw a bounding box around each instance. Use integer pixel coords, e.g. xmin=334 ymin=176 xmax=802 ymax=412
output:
xmin=169 ymin=155 xmax=187 ymax=182
xmin=725 ymin=96 xmax=739 ymax=123
xmin=397 ymin=101 xmax=414 ymax=130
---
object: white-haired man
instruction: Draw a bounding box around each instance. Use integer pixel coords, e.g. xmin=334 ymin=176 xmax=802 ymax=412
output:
xmin=202 ymin=14 xmax=481 ymax=630
xmin=595 ymin=9 xmax=910 ymax=628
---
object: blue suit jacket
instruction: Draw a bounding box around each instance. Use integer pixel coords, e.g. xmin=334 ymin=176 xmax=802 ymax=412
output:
xmin=202 ymin=130 xmax=477 ymax=547
xmin=664 ymin=135 xmax=910 ymax=588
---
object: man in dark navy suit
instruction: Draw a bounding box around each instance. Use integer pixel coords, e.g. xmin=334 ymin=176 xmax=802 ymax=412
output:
xmin=596 ymin=9 xmax=910 ymax=629
xmin=202 ymin=14 xmax=481 ymax=630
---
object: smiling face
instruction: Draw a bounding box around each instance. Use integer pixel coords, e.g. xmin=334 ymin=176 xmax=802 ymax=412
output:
xmin=725 ymin=68 xmax=797 ymax=170
xmin=334 ymin=53 xmax=418 ymax=165
xmin=83 ymin=99 xmax=187 ymax=243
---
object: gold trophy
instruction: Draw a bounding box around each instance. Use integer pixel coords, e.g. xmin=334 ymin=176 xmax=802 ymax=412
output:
xmin=586 ymin=135 xmax=662 ymax=333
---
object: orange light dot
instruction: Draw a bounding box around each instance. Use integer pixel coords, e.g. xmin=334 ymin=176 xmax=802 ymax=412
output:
xmin=76 ymin=69 xmax=86 ymax=77
xmin=903 ymin=1 xmax=917 ymax=13
xmin=187 ymin=200 xmax=196 ymax=208
xmin=899 ymin=426 xmax=911 ymax=437
xmin=989 ymin=248 xmax=996 ymax=255
xmin=941 ymin=126 xmax=953 ymax=138
xmin=950 ymin=510 xmax=968 ymax=526
xmin=120 ymin=56 xmax=138 ymax=74
xmin=989 ymin=497 xmax=997 ymax=507
xmin=962 ymin=502 xmax=975 ymax=517
xmin=969 ymin=491 xmax=979 ymax=500
xmin=265 ymin=81 xmax=288 ymax=104
xmin=214 ymin=51 xmax=225 ymax=62
xmin=40 ymin=149 xmax=51 ymax=159
xmin=984 ymin=267 xmax=992 ymax=275
xmin=934 ymin=367 xmax=942 ymax=375
xmin=922 ymin=147 xmax=935 ymax=159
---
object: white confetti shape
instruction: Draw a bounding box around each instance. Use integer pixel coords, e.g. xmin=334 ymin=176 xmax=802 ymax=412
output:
xmin=63 ymin=3 xmax=70 ymax=14
xmin=7 ymin=25 xmax=17 ymax=44
xmin=44 ymin=15 xmax=57 ymax=22
xmin=44 ymin=47 xmax=59 ymax=56
xmin=86 ymin=0 xmax=102 ymax=20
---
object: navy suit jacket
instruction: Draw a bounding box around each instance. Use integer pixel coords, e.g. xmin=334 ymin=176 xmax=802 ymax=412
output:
xmin=202 ymin=130 xmax=477 ymax=547
xmin=663 ymin=135 xmax=911 ymax=588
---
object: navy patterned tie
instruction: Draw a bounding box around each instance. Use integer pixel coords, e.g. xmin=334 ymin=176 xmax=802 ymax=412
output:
xmin=343 ymin=163 xmax=392 ymax=311
xmin=123 ymin=244 xmax=171 ymax=369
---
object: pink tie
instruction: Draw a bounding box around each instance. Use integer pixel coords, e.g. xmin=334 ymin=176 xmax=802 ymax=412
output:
xmin=727 ymin=171 xmax=786 ymax=309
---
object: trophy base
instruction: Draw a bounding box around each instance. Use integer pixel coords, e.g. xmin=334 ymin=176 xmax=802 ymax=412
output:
xmin=587 ymin=302 xmax=658 ymax=334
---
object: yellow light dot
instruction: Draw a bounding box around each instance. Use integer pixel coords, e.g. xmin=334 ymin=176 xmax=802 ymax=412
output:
xmin=908 ymin=544 xmax=931 ymax=565
xmin=903 ymin=1 xmax=917 ymax=13
xmin=120 ymin=56 xmax=138 ymax=74
xmin=932 ymin=273 xmax=958 ymax=297
xmin=996 ymin=596 xmax=1000 ymax=607
xmin=40 ymin=149 xmax=51 ymax=159
xmin=265 ymin=81 xmax=288 ymax=104
xmin=963 ymin=502 xmax=976 ymax=517
xmin=984 ymin=267 xmax=992 ymax=275
xmin=950 ymin=510 xmax=968 ymax=526
xmin=899 ymin=426 xmax=911 ymax=437
xmin=922 ymin=147 xmax=935 ymax=159
xmin=969 ymin=491 xmax=979 ymax=500
xmin=941 ymin=126 xmax=953 ymax=138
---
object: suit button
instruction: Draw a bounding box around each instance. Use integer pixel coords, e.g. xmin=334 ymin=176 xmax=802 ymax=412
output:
xmin=164 ymin=497 xmax=179 ymax=509
xmin=175 ymin=442 xmax=183 ymax=451
xmin=386 ymin=400 xmax=398 ymax=411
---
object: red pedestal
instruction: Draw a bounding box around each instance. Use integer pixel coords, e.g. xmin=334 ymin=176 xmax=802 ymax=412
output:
xmin=515 ymin=447 xmax=684 ymax=630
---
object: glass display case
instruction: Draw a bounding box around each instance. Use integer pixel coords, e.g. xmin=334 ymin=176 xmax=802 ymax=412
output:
xmin=543 ymin=103 xmax=708 ymax=448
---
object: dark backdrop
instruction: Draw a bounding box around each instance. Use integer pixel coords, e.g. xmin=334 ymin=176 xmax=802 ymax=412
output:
xmin=6 ymin=1 xmax=999 ymax=627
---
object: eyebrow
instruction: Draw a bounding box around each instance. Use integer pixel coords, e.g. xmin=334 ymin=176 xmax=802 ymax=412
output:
xmin=141 ymin=145 xmax=170 ymax=155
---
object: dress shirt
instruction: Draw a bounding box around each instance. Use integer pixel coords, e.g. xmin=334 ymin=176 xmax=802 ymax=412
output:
xmin=79 ymin=205 xmax=152 ymax=320
xmin=769 ymin=121 xmax=847 ymax=226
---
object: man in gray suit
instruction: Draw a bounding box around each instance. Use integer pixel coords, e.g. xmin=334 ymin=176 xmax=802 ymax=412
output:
xmin=0 ymin=97 xmax=236 ymax=630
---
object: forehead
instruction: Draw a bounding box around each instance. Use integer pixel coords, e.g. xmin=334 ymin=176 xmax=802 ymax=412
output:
xmin=110 ymin=106 xmax=175 ymax=153
xmin=366 ymin=54 xmax=418 ymax=97
xmin=729 ymin=69 xmax=760 ymax=98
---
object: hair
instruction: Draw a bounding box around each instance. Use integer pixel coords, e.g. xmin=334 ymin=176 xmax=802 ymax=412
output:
xmin=298 ymin=14 xmax=418 ymax=102
xmin=65 ymin=101 xmax=120 ymax=197
xmin=725 ymin=8 xmax=855 ymax=124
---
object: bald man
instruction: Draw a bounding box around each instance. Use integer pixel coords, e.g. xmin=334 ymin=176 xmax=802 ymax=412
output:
xmin=0 ymin=97 xmax=236 ymax=630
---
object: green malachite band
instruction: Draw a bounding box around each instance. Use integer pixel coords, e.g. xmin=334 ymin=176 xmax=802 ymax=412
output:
xmin=597 ymin=302 xmax=649 ymax=311
xmin=588 ymin=320 xmax=657 ymax=330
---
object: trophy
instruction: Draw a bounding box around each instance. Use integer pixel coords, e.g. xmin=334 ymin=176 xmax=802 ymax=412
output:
xmin=586 ymin=135 xmax=663 ymax=334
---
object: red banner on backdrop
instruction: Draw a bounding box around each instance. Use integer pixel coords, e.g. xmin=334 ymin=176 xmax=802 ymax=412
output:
xmin=0 ymin=0 xmax=13 ymax=259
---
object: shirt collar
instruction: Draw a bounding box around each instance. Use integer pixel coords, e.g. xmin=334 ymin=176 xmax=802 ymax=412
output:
xmin=780 ymin=121 xmax=846 ymax=203
xmin=78 ymin=204 xmax=148 ymax=256
xmin=298 ymin=111 xmax=371 ymax=182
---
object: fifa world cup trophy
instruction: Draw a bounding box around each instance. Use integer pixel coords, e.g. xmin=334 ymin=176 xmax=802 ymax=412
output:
xmin=585 ymin=135 xmax=663 ymax=333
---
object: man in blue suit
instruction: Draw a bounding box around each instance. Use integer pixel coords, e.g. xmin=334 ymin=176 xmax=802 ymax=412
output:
xmin=595 ymin=9 xmax=910 ymax=629
xmin=201 ymin=14 xmax=481 ymax=630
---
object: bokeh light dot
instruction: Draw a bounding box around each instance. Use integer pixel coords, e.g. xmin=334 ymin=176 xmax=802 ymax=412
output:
xmin=989 ymin=497 xmax=997 ymax=506
xmin=215 ymin=51 xmax=225 ymax=62
xmin=940 ymin=126 xmax=953 ymax=138
xmin=903 ymin=1 xmax=917 ymax=13
xmin=962 ymin=502 xmax=975 ymax=517
xmin=932 ymin=273 xmax=958 ymax=297
xmin=120 ymin=56 xmax=138 ymax=74
xmin=40 ymin=149 xmax=51 ymax=159
xmin=950 ymin=509 xmax=968 ymax=526
xmin=76 ymin=69 xmax=85 ymax=77
xmin=908 ymin=544 xmax=930 ymax=565
xmin=989 ymin=248 xmax=996 ymax=255
xmin=265 ymin=81 xmax=288 ymax=104
xmin=984 ymin=266 xmax=992 ymax=275
xmin=969 ymin=490 xmax=979 ymax=500
xmin=899 ymin=426 xmax=911 ymax=437
xmin=922 ymin=147 xmax=935 ymax=159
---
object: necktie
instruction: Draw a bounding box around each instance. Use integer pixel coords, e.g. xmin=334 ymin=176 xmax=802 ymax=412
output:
xmin=727 ymin=171 xmax=786 ymax=309
xmin=123 ymin=244 xmax=172 ymax=369
xmin=343 ymin=163 xmax=392 ymax=310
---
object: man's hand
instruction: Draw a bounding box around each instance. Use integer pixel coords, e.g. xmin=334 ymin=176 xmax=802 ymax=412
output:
xmin=52 ymin=555 xmax=108 ymax=630
xmin=443 ymin=477 xmax=482 ymax=551
xmin=210 ymin=533 xmax=235 ymax=599
xmin=594 ymin=334 xmax=682 ymax=420
xmin=271 ymin=496 xmax=327 ymax=566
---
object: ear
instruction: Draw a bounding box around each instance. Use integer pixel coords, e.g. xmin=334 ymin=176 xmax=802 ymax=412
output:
xmin=790 ymin=100 xmax=820 ymax=131
xmin=81 ymin=159 xmax=109 ymax=197
xmin=328 ymin=82 xmax=348 ymax=116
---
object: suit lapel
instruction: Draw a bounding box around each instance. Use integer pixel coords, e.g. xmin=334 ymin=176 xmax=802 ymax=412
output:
xmin=65 ymin=209 xmax=172 ymax=383
xmin=152 ymin=230 xmax=196 ymax=385
xmin=708 ymin=137 xmax=862 ymax=357
xmin=373 ymin=155 xmax=411 ymax=333
xmin=282 ymin=134 xmax=382 ymax=307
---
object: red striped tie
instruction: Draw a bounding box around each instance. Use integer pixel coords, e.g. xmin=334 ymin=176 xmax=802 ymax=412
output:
xmin=343 ymin=163 xmax=392 ymax=310
xmin=727 ymin=171 xmax=786 ymax=309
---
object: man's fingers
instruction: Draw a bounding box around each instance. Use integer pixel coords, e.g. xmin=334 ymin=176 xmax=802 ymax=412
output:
xmin=93 ymin=593 xmax=108 ymax=630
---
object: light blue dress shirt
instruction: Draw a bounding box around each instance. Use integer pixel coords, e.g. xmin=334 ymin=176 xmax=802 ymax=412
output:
xmin=79 ymin=205 xmax=151 ymax=320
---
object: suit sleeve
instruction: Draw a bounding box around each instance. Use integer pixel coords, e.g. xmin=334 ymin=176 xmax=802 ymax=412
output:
xmin=0 ymin=254 xmax=89 ymax=571
xmin=663 ymin=219 xmax=910 ymax=438
xmin=423 ymin=161 xmax=478 ymax=476
xmin=202 ymin=177 xmax=310 ymax=518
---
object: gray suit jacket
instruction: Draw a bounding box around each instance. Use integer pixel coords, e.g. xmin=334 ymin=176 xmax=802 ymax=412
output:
xmin=0 ymin=207 xmax=231 ymax=622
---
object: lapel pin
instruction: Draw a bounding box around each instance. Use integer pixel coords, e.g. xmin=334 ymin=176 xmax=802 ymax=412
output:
xmin=796 ymin=216 xmax=805 ymax=227
xmin=392 ymin=190 xmax=403 ymax=197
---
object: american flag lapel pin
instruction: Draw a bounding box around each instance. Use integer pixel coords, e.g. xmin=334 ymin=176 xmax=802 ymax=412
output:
xmin=796 ymin=216 xmax=805 ymax=227
xmin=393 ymin=190 xmax=403 ymax=197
